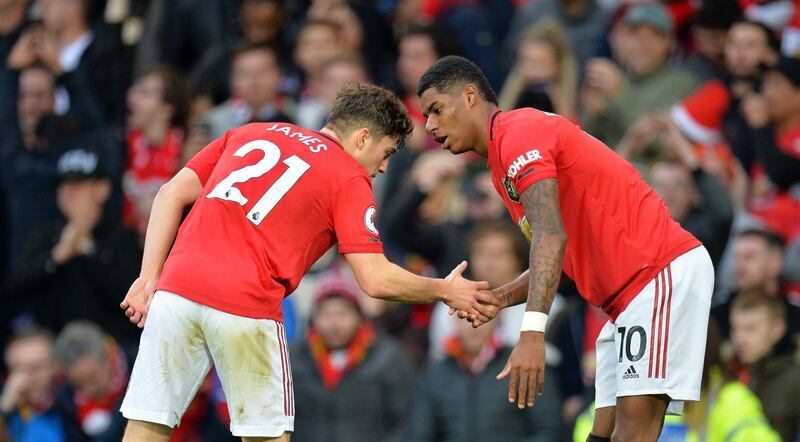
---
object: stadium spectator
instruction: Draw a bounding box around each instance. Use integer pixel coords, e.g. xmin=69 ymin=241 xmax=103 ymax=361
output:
xmin=503 ymin=0 xmax=609 ymax=73
xmin=133 ymin=0 xmax=238 ymax=75
xmin=293 ymin=20 xmax=345 ymax=99
xmin=383 ymin=24 xmax=459 ymax=203
xmin=0 ymin=63 xmax=109 ymax=268
xmin=3 ymin=148 xmax=142 ymax=352
xmin=54 ymin=321 xmax=128 ymax=442
xmin=499 ymin=19 xmax=578 ymax=120
xmin=30 ymin=0 xmax=129 ymax=124
xmin=296 ymin=54 xmax=370 ymax=130
xmin=290 ymin=276 xmax=415 ymax=442
xmin=582 ymin=3 xmax=698 ymax=150
xmin=712 ymin=229 xmax=800 ymax=353
xmin=0 ymin=328 xmax=66 ymax=442
xmin=307 ymin=0 xmax=396 ymax=87
xmin=740 ymin=56 xmax=800 ymax=242
xmin=730 ymin=291 xmax=800 ymax=440
xmin=683 ymin=4 xmax=740 ymax=82
xmin=123 ymin=66 xmax=190 ymax=237
xmin=721 ymin=20 xmax=780 ymax=173
xmin=191 ymin=0 xmax=291 ymax=105
xmin=643 ymin=116 xmax=734 ymax=267
xmin=406 ymin=313 xmax=561 ymax=442
xmin=191 ymin=42 xmax=293 ymax=148
xmin=396 ymin=24 xmax=458 ymax=153
xmin=381 ymin=156 xmax=505 ymax=278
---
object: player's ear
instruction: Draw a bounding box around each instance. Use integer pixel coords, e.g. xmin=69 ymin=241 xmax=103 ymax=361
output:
xmin=464 ymin=84 xmax=478 ymax=108
xmin=357 ymin=127 xmax=372 ymax=151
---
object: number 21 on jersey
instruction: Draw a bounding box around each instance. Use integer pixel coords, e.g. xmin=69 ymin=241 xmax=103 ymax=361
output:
xmin=206 ymin=140 xmax=310 ymax=225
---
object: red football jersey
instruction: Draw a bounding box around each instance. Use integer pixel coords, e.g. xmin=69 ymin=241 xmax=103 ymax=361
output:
xmin=487 ymin=109 xmax=701 ymax=320
xmin=157 ymin=123 xmax=383 ymax=321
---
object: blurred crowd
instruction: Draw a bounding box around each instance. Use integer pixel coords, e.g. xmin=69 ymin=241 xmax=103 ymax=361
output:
xmin=1 ymin=0 xmax=799 ymax=440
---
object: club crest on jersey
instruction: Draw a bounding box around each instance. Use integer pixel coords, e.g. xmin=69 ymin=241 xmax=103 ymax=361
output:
xmin=364 ymin=206 xmax=379 ymax=236
xmin=506 ymin=149 xmax=542 ymax=178
xmin=503 ymin=176 xmax=520 ymax=202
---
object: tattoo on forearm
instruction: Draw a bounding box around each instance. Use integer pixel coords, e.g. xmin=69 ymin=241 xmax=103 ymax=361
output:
xmin=521 ymin=178 xmax=566 ymax=314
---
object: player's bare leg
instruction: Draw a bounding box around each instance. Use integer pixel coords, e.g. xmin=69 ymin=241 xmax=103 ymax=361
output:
xmin=242 ymin=432 xmax=291 ymax=442
xmin=611 ymin=394 xmax=669 ymax=442
xmin=122 ymin=419 xmax=173 ymax=442
xmin=588 ymin=405 xmax=615 ymax=440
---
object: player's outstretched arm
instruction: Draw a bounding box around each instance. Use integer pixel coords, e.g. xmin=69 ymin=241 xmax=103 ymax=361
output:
xmin=497 ymin=178 xmax=566 ymax=409
xmin=345 ymin=253 xmax=499 ymax=322
xmin=120 ymin=167 xmax=204 ymax=328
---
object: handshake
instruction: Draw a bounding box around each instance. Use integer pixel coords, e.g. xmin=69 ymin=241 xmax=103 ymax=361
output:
xmin=440 ymin=261 xmax=510 ymax=328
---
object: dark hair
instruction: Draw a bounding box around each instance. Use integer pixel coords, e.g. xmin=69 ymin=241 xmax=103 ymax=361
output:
xmin=468 ymin=220 xmax=529 ymax=270
xmin=693 ymin=3 xmax=741 ymax=30
xmin=137 ymin=66 xmax=191 ymax=128
xmin=417 ymin=55 xmax=498 ymax=104
xmin=730 ymin=289 xmax=786 ymax=322
xmin=732 ymin=20 xmax=781 ymax=54
xmin=737 ymin=228 xmax=785 ymax=252
xmin=326 ymin=82 xmax=413 ymax=148
xmin=402 ymin=23 xmax=460 ymax=59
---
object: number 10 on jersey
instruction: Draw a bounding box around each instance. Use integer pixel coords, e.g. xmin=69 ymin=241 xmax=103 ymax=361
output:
xmin=207 ymin=140 xmax=310 ymax=225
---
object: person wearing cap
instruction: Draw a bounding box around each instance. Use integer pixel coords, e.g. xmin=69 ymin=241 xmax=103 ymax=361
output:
xmin=2 ymin=148 xmax=143 ymax=353
xmin=582 ymin=3 xmax=699 ymax=150
xmin=740 ymin=56 xmax=800 ymax=243
xmin=289 ymin=271 xmax=414 ymax=442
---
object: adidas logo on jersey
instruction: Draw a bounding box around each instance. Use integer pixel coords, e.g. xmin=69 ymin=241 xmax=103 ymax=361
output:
xmin=622 ymin=365 xmax=639 ymax=379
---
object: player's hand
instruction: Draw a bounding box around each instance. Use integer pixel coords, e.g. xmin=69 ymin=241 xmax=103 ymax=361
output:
xmin=450 ymin=286 xmax=509 ymax=327
xmin=442 ymin=261 xmax=498 ymax=323
xmin=497 ymin=331 xmax=545 ymax=409
xmin=120 ymin=276 xmax=157 ymax=328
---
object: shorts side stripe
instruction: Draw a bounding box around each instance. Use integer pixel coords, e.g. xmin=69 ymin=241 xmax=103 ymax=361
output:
xmin=655 ymin=269 xmax=668 ymax=379
xmin=661 ymin=265 xmax=674 ymax=379
xmin=275 ymin=323 xmax=289 ymax=416
xmin=279 ymin=324 xmax=294 ymax=417
xmin=648 ymin=271 xmax=660 ymax=378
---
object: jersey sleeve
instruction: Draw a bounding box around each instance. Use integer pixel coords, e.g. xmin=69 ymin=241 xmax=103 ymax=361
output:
xmin=332 ymin=175 xmax=384 ymax=254
xmin=186 ymin=131 xmax=230 ymax=186
xmin=498 ymin=118 xmax=560 ymax=196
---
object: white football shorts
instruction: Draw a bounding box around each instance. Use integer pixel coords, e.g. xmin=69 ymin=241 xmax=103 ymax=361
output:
xmin=595 ymin=246 xmax=714 ymax=415
xmin=120 ymin=291 xmax=294 ymax=437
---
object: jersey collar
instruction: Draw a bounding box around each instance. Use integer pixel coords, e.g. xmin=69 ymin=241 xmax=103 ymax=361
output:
xmin=315 ymin=130 xmax=345 ymax=150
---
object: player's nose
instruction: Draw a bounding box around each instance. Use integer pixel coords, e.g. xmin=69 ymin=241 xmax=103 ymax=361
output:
xmin=379 ymin=158 xmax=389 ymax=174
xmin=424 ymin=116 xmax=436 ymax=134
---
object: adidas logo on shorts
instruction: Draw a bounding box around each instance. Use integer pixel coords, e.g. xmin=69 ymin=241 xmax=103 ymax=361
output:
xmin=622 ymin=365 xmax=639 ymax=379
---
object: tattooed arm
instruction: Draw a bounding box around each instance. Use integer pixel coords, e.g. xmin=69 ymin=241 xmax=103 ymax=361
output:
xmin=520 ymin=178 xmax=567 ymax=313
xmin=497 ymin=178 xmax=567 ymax=409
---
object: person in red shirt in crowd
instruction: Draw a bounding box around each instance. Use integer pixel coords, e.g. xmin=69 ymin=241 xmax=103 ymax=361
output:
xmin=124 ymin=66 xmax=191 ymax=238
xmin=117 ymin=82 xmax=496 ymax=442
xmin=418 ymin=56 xmax=714 ymax=441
